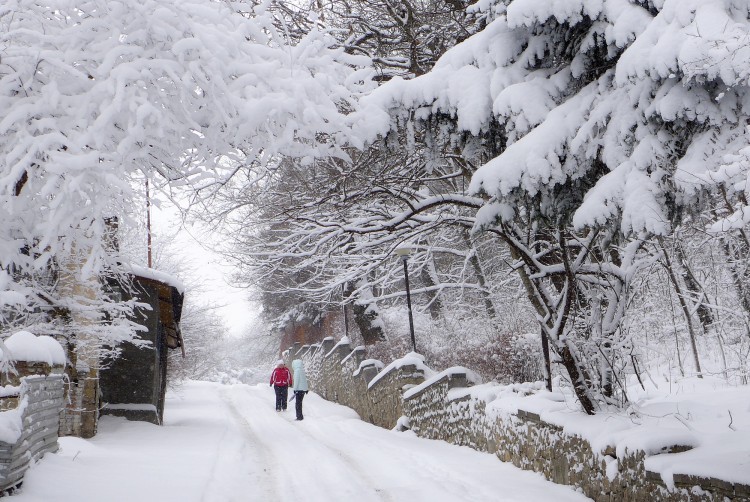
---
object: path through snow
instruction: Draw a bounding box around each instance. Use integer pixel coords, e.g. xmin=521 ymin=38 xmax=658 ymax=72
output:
xmin=13 ymin=381 xmax=591 ymax=501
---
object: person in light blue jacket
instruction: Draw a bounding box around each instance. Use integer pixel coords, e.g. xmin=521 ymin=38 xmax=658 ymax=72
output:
xmin=291 ymin=359 xmax=308 ymax=421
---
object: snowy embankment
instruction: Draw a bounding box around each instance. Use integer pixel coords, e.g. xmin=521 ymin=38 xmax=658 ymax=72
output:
xmin=459 ymin=375 xmax=750 ymax=489
xmin=13 ymin=381 xmax=590 ymax=502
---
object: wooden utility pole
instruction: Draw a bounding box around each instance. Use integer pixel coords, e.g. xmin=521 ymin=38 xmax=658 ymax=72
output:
xmin=146 ymin=179 xmax=152 ymax=268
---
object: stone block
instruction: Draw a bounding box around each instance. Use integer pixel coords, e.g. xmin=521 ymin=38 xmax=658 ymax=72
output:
xmin=661 ymin=444 xmax=694 ymax=454
xmin=734 ymin=482 xmax=750 ymax=499
xmin=301 ymin=335 xmax=742 ymax=502
xmin=320 ymin=338 xmax=335 ymax=354
xmin=332 ymin=343 xmax=351 ymax=362
xmin=645 ymin=470 xmax=665 ymax=486
xmin=360 ymin=365 xmax=379 ymax=385
xmin=446 ymin=373 xmax=469 ymax=390
xmin=673 ymin=473 xmax=705 ymax=490
xmin=517 ymin=409 xmax=536 ymax=422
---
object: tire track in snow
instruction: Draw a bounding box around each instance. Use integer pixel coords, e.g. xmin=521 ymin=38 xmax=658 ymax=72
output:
xmin=197 ymin=413 xmax=235 ymax=502
xmin=221 ymin=385 xmax=588 ymax=502
xmin=296 ymin=418 xmax=481 ymax=501
xmin=287 ymin=418 xmax=396 ymax=502
xmin=225 ymin=385 xmax=392 ymax=502
xmin=278 ymin=393 xmax=543 ymax=501
xmin=217 ymin=387 xmax=282 ymax=502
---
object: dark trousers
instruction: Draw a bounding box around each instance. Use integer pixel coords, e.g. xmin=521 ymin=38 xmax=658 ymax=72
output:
xmin=274 ymin=385 xmax=288 ymax=411
xmin=294 ymin=391 xmax=306 ymax=420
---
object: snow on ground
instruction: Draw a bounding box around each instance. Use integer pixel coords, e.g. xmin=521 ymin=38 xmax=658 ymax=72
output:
xmin=13 ymin=381 xmax=590 ymax=502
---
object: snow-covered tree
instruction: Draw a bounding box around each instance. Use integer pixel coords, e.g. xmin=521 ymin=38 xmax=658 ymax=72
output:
xmin=0 ymin=0 xmax=375 ymax=355
xmin=360 ymin=0 xmax=750 ymax=412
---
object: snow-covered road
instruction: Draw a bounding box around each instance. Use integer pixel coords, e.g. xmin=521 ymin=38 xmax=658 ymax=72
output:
xmin=14 ymin=381 xmax=590 ymax=501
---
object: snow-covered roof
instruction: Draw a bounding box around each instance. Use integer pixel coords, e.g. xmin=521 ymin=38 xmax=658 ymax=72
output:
xmin=128 ymin=264 xmax=186 ymax=293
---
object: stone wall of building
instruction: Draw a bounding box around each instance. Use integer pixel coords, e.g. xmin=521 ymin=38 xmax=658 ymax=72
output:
xmin=288 ymin=341 xmax=750 ymax=502
xmin=0 ymin=373 xmax=65 ymax=493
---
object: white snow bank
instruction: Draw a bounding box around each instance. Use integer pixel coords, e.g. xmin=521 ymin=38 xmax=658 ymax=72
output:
xmin=3 ymin=331 xmax=66 ymax=365
xmin=12 ymin=381 xmax=591 ymax=501
xmin=461 ymin=375 xmax=750 ymax=487
xmin=0 ymin=385 xmax=20 ymax=398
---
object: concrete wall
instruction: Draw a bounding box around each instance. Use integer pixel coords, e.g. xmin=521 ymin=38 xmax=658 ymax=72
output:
xmin=288 ymin=341 xmax=750 ymax=502
xmin=0 ymin=374 xmax=65 ymax=493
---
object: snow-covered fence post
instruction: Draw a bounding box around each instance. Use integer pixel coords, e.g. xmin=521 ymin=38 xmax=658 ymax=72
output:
xmin=363 ymin=354 xmax=429 ymax=429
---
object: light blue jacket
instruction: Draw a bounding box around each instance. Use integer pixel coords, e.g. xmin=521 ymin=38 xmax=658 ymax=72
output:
xmin=292 ymin=359 xmax=308 ymax=392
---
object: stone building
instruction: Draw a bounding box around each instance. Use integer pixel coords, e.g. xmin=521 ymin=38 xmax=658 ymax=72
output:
xmin=59 ymin=267 xmax=184 ymax=436
xmin=99 ymin=270 xmax=184 ymax=425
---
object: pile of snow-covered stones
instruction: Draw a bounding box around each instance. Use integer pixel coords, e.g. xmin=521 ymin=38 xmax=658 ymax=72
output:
xmin=287 ymin=338 xmax=750 ymax=502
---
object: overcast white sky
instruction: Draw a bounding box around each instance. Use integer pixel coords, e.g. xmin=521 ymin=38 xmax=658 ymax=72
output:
xmin=150 ymin=200 xmax=258 ymax=338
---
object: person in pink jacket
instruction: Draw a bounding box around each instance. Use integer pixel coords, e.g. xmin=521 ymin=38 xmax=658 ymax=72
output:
xmin=269 ymin=360 xmax=293 ymax=411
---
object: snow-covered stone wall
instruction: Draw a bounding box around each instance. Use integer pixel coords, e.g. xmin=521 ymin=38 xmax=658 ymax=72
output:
xmin=0 ymin=374 xmax=65 ymax=493
xmin=287 ymin=338 xmax=426 ymax=430
xmin=402 ymin=374 xmax=743 ymax=501
xmin=0 ymin=331 xmax=67 ymax=493
xmin=289 ymin=340 xmax=749 ymax=502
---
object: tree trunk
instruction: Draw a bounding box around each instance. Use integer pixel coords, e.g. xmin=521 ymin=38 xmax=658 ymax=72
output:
xmin=506 ymin=242 xmax=596 ymax=414
xmin=463 ymin=232 xmax=498 ymax=320
xmin=420 ymin=257 xmax=444 ymax=320
xmin=674 ymin=241 xmax=716 ymax=331
xmin=660 ymin=241 xmax=703 ymax=378
xmin=720 ymin=239 xmax=750 ymax=337
xmin=674 ymin=240 xmax=730 ymax=378
xmin=540 ymin=327 xmax=552 ymax=392
xmin=345 ymin=280 xmax=386 ymax=345
xmin=558 ymin=342 xmax=596 ymax=415
xmin=717 ymin=190 xmax=750 ymax=338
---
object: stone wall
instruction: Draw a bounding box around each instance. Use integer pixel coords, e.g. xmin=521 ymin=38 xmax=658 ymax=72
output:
xmin=288 ymin=340 xmax=750 ymax=502
xmin=286 ymin=339 xmax=425 ymax=430
xmin=0 ymin=374 xmax=65 ymax=493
